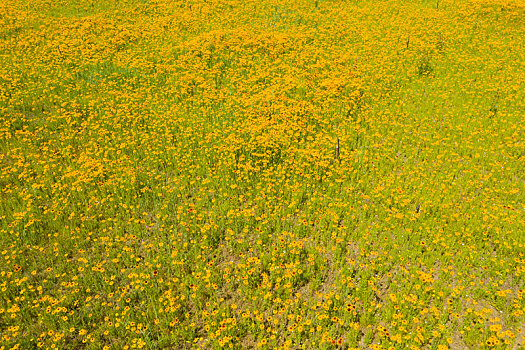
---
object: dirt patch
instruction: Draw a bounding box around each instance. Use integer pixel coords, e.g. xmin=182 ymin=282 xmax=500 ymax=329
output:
xmin=449 ymin=331 xmax=469 ymax=350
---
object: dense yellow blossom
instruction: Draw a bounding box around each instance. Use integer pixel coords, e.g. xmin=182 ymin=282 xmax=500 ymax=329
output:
xmin=0 ymin=0 xmax=524 ymax=348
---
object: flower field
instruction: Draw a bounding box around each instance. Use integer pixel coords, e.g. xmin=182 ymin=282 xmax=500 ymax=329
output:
xmin=1 ymin=0 xmax=524 ymax=348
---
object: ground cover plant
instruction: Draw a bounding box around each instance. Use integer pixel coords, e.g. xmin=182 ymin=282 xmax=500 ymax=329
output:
xmin=1 ymin=0 xmax=524 ymax=348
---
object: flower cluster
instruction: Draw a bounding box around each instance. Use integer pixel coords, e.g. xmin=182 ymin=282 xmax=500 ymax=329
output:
xmin=0 ymin=0 xmax=524 ymax=348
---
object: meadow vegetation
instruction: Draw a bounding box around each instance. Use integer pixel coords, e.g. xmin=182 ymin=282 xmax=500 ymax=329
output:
xmin=0 ymin=0 xmax=524 ymax=348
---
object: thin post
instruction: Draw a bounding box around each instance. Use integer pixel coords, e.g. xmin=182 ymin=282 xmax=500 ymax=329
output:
xmin=335 ymin=138 xmax=340 ymax=163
